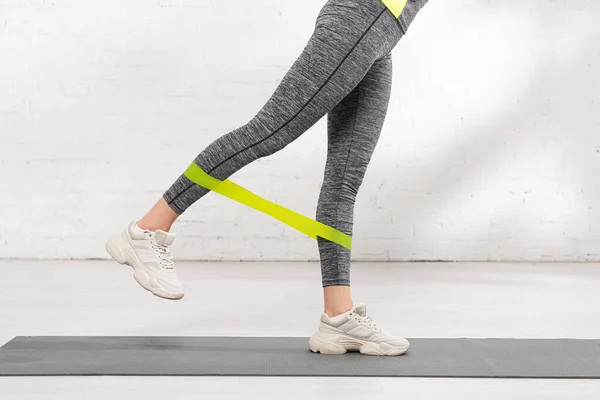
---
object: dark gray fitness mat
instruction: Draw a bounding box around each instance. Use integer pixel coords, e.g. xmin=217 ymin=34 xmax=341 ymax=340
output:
xmin=1 ymin=336 xmax=600 ymax=378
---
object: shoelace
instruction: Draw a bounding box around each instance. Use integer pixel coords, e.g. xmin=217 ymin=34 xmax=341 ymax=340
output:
xmin=349 ymin=312 xmax=382 ymax=332
xmin=151 ymin=242 xmax=175 ymax=270
xmin=363 ymin=316 xmax=382 ymax=331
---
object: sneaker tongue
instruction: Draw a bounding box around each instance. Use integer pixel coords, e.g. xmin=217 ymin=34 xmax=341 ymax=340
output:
xmin=353 ymin=303 xmax=367 ymax=317
xmin=154 ymin=230 xmax=176 ymax=247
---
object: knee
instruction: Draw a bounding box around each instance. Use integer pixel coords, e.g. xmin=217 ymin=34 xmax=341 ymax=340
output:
xmin=328 ymin=178 xmax=362 ymax=202
xmin=252 ymin=135 xmax=289 ymax=159
xmin=236 ymin=119 xmax=291 ymax=159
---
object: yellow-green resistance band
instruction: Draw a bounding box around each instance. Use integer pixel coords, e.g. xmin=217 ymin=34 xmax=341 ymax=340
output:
xmin=380 ymin=0 xmax=408 ymax=18
xmin=184 ymin=163 xmax=353 ymax=250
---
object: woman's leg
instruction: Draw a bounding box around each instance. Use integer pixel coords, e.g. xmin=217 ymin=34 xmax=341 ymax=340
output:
xmin=317 ymin=53 xmax=394 ymax=317
xmin=157 ymin=0 xmax=404 ymax=217
xmin=115 ymin=0 xmax=430 ymax=303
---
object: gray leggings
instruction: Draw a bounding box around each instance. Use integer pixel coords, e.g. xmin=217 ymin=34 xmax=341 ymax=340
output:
xmin=163 ymin=0 xmax=429 ymax=286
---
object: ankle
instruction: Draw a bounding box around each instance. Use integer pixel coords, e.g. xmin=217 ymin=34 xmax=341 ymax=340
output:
xmin=323 ymin=285 xmax=353 ymax=318
xmin=137 ymin=198 xmax=179 ymax=232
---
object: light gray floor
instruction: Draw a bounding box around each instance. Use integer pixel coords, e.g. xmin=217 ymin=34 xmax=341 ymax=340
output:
xmin=1 ymin=261 xmax=599 ymax=399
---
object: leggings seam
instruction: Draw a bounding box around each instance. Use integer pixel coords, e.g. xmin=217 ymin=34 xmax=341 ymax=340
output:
xmin=331 ymin=83 xmax=360 ymax=277
xmin=394 ymin=17 xmax=406 ymax=35
xmin=167 ymin=8 xmax=388 ymax=209
xmin=334 ymin=85 xmax=359 ymax=228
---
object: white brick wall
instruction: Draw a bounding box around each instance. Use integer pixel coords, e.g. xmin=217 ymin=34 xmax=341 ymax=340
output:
xmin=1 ymin=0 xmax=599 ymax=261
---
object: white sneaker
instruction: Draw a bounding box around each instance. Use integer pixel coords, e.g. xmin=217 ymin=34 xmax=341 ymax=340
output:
xmin=309 ymin=303 xmax=409 ymax=356
xmin=105 ymin=221 xmax=184 ymax=300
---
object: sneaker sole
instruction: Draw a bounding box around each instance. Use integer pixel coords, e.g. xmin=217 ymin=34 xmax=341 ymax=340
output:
xmin=105 ymin=233 xmax=184 ymax=300
xmin=308 ymin=331 xmax=409 ymax=356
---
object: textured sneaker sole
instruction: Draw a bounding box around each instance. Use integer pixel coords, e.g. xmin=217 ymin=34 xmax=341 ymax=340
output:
xmin=105 ymin=233 xmax=184 ymax=300
xmin=308 ymin=331 xmax=409 ymax=356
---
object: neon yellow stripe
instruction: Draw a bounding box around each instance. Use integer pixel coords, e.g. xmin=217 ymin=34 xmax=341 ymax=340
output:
xmin=184 ymin=163 xmax=353 ymax=250
xmin=380 ymin=0 xmax=408 ymax=18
